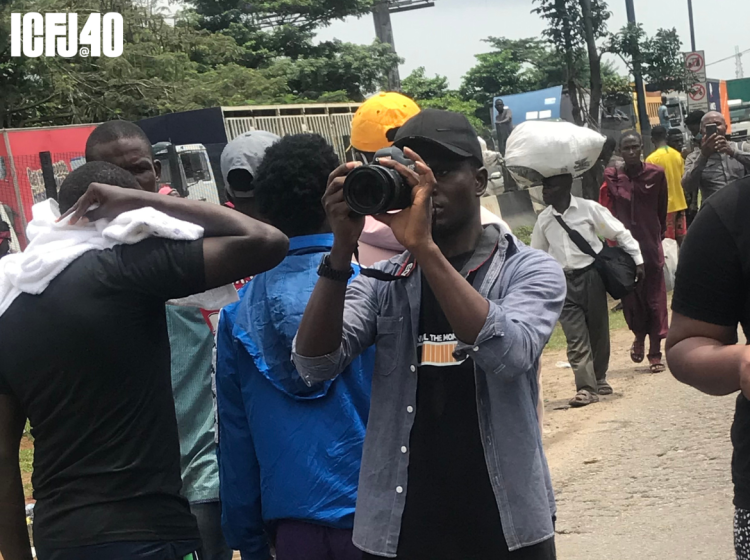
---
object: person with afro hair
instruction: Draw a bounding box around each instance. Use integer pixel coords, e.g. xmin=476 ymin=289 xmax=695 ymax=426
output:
xmin=215 ymin=134 xmax=374 ymax=560
xmin=254 ymin=133 xmax=340 ymax=237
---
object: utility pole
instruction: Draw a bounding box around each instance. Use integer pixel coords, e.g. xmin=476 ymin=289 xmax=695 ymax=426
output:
xmin=372 ymin=0 xmax=435 ymax=91
xmin=625 ymin=0 xmax=651 ymax=138
xmin=372 ymin=2 xmax=401 ymax=90
xmin=737 ymin=46 xmax=745 ymax=79
xmin=687 ymin=0 xmax=696 ymax=51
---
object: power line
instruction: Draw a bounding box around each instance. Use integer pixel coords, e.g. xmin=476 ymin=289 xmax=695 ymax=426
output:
xmin=707 ymin=47 xmax=750 ymax=67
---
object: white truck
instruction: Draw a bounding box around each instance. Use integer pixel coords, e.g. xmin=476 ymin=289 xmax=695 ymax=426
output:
xmin=729 ymin=99 xmax=750 ymax=142
xmin=152 ymin=142 xmax=220 ymax=205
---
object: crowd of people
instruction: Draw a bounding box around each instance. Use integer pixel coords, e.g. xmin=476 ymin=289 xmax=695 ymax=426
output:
xmin=1 ymin=91 xmax=750 ymax=560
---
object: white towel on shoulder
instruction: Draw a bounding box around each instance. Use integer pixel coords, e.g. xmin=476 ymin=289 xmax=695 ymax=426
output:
xmin=0 ymin=199 xmax=238 ymax=317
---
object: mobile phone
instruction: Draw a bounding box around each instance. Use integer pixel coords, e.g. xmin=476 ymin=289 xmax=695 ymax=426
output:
xmin=705 ymin=124 xmax=718 ymax=138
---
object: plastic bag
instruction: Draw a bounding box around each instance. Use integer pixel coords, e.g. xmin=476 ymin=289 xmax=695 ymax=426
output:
xmin=663 ymin=238 xmax=679 ymax=293
xmin=504 ymin=121 xmax=607 ymax=188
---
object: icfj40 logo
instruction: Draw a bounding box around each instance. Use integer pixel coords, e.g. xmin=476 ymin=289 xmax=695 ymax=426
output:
xmin=11 ymin=13 xmax=124 ymax=58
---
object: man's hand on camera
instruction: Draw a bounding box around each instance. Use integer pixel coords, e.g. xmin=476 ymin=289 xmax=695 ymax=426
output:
xmin=374 ymin=147 xmax=437 ymax=259
xmin=322 ymin=162 xmax=366 ymax=270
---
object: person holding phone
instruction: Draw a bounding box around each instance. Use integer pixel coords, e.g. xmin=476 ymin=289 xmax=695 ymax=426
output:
xmin=682 ymin=112 xmax=750 ymax=205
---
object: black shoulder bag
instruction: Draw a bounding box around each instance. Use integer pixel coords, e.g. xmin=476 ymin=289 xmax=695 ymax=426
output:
xmin=553 ymin=215 xmax=637 ymax=300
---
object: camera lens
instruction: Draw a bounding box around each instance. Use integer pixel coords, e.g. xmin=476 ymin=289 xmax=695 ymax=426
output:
xmin=344 ymin=166 xmax=396 ymax=215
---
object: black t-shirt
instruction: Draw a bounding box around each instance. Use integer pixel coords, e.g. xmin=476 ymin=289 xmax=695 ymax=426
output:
xmin=397 ymin=252 xmax=507 ymax=560
xmin=672 ymin=176 xmax=750 ymax=509
xmin=0 ymin=238 xmax=205 ymax=548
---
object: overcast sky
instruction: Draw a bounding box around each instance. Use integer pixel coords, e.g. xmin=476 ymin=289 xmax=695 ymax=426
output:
xmin=315 ymin=0 xmax=748 ymax=88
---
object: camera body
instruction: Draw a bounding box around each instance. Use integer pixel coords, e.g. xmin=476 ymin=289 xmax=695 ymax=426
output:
xmin=343 ymin=147 xmax=415 ymax=215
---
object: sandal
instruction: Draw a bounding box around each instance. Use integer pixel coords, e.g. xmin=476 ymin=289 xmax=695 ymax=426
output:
xmin=649 ymin=359 xmax=666 ymax=374
xmin=569 ymin=390 xmax=600 ymax=408
xmin=597 ymin=381 xmax=613 ymax=395
xmin=630 ymin=338 xmax=645 ymax=364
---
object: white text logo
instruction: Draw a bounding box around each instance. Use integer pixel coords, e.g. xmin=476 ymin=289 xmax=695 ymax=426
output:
xmin=10 ymin=13 xmax=123 ymax=58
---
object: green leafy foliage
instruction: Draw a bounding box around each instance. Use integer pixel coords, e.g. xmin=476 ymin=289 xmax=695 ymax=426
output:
xmin=401 ymin=67 xmax=483 ymax=131
xmin=601 ymin=61 xmax=633 ymax=109
xmin=607 ymin=24 xmax=693 ymax=93
xmin=0 ymin=0 xmax=397 ymax=126
xmin=401 ymin=67 xmax=450 ymax=101
xmin=532 ymin=0 xmax=612 ymax=126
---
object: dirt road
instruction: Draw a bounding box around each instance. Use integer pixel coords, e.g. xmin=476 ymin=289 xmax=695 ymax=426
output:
xmin=542 ymin=326 xmax=737 ymax=560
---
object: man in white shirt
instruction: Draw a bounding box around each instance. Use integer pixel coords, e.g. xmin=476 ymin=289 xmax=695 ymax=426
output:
xmin=532 ymin=174 xmax=644 ymax=407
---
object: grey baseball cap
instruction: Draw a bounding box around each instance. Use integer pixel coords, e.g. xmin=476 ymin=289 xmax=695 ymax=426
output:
xmin=220 ymin=130 xmax=280 ymax=199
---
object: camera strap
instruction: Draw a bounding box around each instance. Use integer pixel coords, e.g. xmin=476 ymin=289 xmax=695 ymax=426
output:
xmin=354 ymin=244 xmax=417 ymax=282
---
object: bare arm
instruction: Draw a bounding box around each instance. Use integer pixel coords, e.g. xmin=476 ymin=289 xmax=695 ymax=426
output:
xmin=61 ymin=183 xmax=289 ymax=290
xmin=666 ymin=313 xmax=743 ymax=396
xmin=0 ymin=395 xmax=32 ymax=560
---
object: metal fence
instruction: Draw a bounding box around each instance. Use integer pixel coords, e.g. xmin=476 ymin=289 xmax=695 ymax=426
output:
xmin=0 ymin=151 xmax=85 ymax=249
xmin=224 ymin=112 xmax=357 ymax=163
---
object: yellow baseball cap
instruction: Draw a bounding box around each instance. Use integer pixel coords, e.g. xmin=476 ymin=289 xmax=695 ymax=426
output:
xmin=351 ymin=92 xmax=421 ymax=153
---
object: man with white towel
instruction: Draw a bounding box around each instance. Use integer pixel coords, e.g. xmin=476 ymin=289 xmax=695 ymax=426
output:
xmin=0 ymin=161 xmax=287 ymax=560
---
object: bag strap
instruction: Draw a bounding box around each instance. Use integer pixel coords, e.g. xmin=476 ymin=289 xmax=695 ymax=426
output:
xmin=553 ymin=214 xmax=599 ymax=259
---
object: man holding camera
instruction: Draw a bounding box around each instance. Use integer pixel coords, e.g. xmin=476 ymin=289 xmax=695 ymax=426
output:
xmin=293 ymin=109 xmax=565 ymax=560
xmin=683 ymin=112 xmax=750 ymax=205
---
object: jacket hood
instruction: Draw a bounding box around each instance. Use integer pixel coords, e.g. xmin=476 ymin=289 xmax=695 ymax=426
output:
xmin=232 ymin=234 xmax=339 ymax=399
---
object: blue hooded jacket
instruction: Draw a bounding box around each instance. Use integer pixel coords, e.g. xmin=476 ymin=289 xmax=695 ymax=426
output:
xmin=215 ymin=234 xmax=374 ymax=560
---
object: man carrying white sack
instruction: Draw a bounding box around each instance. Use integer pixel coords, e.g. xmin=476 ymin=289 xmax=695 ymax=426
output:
xmin=507 ymin=122 xmax=644 ymax=408
xmin=0 ymin=161 xmax=287 ymax=560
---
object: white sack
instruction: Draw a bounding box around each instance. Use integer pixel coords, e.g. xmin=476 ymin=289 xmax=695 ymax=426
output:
xmin=505 ymin=120 xmax=606 ymax=188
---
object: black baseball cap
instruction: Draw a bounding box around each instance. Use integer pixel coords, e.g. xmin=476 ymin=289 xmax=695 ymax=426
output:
xmin=393 ymin=109 xmax=483 ymax=165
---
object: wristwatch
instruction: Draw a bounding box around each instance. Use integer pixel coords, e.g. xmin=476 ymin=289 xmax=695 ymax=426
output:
xmin=317 ymin=253 xmax=354 ymax=282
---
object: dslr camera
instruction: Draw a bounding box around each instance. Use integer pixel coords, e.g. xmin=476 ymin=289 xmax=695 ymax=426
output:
xmin=343 ymin=147 xmax=416 ymax=215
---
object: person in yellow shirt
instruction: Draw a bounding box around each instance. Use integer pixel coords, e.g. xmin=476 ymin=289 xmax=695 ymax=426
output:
xmin=646 ymin=125 xmax=688 ymax=245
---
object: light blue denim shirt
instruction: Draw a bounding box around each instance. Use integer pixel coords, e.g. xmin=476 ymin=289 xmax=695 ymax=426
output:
xmin=293 ymin=224 xmax=566 ymax=557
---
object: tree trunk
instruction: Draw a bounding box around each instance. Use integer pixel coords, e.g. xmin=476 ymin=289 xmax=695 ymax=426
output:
xmin=557 ymin=0 xmax=583 ymax=126
xmin=580 ymin=0 xmax=602 ymax=129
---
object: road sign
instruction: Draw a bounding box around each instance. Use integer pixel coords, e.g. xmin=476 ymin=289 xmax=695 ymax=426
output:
xmin=685 ymin=50 xmax=709 ymax=111
xmin=685 ymin=52 xmax=706 ymax=77
xmin=689 ymin=83 xmax=706 ymax=102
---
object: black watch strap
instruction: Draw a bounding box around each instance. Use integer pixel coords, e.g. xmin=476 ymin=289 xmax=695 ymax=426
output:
xmin=318 ymin=254 xmax=354 ymax=282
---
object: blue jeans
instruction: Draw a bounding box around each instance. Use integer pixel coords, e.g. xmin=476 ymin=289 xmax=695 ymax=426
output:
xmin=190 ymin=501 xmax=233 ymax=560
xmin=36 ymin=540 xmax=202 ymax=560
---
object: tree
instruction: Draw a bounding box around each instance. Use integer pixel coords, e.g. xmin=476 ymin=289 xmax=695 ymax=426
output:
xmin=601 ymin=62 xmax=633 ymax=110
xmin=0 ymin=0 xmax=400 ymax=126
xmin=483 ymin=37 xmax=585 ymax=91
xmin=459 ymin=50 xmax=532 ymax=125
xmin=187 ymin=0 xmax=376 ymax=33
xmin=533 ymin=0 xmax=612 ymax=127
xmin=401 ymin=67 xmax=450 ymax=101
xmin=608 ymin=24 xmax=693 ymax=93
xmin=278 ymin=40 xmax=401 ymax=101
xmin=401 ymin=67 xmax=484 ymax=132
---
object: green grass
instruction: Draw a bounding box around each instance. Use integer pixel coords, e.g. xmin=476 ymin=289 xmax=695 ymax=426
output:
xmin=546 ymin=306 xmax=628 ymax=351
xmin=19 ymin=443 xmax=33 ymax=498
xmin=513 ymin=226 xmax=533 ymax=245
